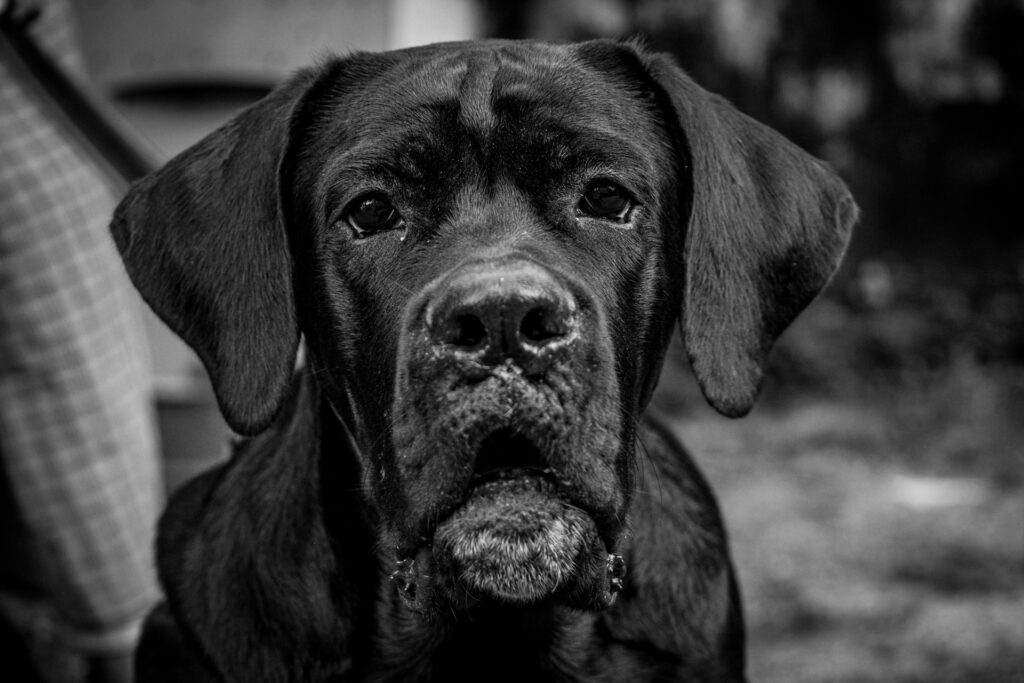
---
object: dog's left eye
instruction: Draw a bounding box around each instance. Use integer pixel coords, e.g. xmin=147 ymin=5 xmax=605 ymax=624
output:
xmin=345 ymin=195 xmax=403 ymax=238
xmin=578 ymin=182 xmax=634 ymax=222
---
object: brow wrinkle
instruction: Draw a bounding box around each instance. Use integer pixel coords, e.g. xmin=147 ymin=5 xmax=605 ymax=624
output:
xmin=457 ymin=52 xmax=499 ymax=136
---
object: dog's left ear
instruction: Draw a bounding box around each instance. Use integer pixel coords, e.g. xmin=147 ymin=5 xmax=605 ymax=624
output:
xmin=112 ymin=69 xmax=324 ymax=435
xmin=643 ymin=52 xmax=858 ymax=417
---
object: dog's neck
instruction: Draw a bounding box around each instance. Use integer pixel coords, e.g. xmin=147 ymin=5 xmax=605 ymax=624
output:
xmin=366 ymin=598 xmax=600 ymax=681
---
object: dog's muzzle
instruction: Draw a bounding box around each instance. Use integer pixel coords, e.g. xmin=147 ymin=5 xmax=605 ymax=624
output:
xmin=388 ymin=257 xmax=626 ymax=612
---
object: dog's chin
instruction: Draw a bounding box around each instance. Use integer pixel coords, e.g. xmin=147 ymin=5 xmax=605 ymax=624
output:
xmin=435 ymin=474 xmax=590 ymax=602
xmin=421 ymin=473 xmax=612 ymax=610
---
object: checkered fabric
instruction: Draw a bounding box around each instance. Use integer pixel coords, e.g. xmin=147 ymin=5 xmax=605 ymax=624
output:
xmin=0 ymin=0 xmax=162 ymax=652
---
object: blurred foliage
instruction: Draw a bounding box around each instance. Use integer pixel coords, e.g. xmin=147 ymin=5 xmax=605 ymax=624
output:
xmin=763 ymin=264 xmax=1024 ymax=483
xmin=769 ymin=260 xmax=1024 ymax=391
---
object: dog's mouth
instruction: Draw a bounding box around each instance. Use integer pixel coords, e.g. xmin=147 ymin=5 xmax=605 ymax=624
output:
xmin=395 ymin=429 xmax=619 ymax=611
xmin=469 ymin=428 xmax=551 ymax=486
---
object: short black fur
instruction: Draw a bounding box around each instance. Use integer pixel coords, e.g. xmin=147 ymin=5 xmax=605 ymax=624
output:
xmin=117 ymin=39 xmax=856 ymax=682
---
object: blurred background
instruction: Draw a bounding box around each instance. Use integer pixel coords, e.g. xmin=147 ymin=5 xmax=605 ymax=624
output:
xmin=3 ymin=1 xmax=1022 ymax=681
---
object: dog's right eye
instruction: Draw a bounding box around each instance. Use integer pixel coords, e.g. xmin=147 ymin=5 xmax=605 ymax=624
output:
xmin=345 ymin=195 xmax=403 ymax=238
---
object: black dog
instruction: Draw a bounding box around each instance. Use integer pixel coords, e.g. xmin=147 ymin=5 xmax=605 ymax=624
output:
xmin=114 ymin=39 xmax=856 ymax=682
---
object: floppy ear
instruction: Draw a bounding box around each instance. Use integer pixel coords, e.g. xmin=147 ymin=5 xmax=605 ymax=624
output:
xmin=111 ymin=69 xmax=322 ymax=435
xmin=644 ymin=53 xmax=858 ymax=417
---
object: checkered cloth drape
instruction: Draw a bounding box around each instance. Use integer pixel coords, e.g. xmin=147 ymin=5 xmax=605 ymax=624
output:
xmin=0 ymin=0 xmax=161 ymax=649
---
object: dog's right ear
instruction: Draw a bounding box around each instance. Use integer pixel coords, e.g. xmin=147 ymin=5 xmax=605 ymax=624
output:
xmin=112 ymin=69 xmax=323 ymax=435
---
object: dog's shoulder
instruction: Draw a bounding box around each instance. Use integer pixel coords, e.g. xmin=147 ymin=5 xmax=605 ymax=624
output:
xmin=157 ymin=373 xmax=321 ymax=593
xmin=593 ymin=413 xmax=745 ymax=680
xmin=156 ymin=373 xmax=355 ymax=681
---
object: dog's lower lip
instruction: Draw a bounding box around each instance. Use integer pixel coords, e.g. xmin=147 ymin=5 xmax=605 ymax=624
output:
xmin=431 ymin=468 xmax=602 ymax=607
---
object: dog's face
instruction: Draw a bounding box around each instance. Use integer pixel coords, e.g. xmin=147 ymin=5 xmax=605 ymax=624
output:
xmin=113 ymin=40 xmax=855 ymax=614
xmin=284 ymin=43 xmax=682 ymax=610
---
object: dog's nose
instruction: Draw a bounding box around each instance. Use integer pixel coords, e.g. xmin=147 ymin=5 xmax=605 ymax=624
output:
xmin=427 ymin=262 xmax=577 ymax=368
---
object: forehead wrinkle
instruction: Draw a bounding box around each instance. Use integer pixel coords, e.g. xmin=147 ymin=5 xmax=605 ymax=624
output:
xmin=457 ymin=52 xmax=500 ymax=136
xmin=505 ymin=113 xmax=656 ymax=173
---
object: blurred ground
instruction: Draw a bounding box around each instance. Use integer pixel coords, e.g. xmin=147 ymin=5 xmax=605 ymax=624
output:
xmin=653 ymin=266 xmax=1024 ymax=682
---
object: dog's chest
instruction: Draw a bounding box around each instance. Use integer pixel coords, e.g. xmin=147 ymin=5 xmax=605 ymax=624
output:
xmin=359 ymin=607 xmax=599 ymax=682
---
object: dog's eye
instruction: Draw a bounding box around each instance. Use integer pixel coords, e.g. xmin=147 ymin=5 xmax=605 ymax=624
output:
xmin=578 ymin=182 xmax=633 ymax=222
xmin=345 ymin=195 xmax=403 ymax=238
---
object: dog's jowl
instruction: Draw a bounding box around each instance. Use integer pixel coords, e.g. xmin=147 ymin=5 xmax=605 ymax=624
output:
xmin=115 ymin=39 xmax=856 ymax=682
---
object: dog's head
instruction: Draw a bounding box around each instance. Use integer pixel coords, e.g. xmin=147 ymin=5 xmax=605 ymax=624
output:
xmin=113 ymin=40 xmax=855 ymax=614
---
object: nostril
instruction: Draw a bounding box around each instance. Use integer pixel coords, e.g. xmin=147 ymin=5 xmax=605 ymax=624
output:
xmin=519 ymin=306 xmax=566 ymax=344
xmin=451 ymin=313 xmax=487 ymax=347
